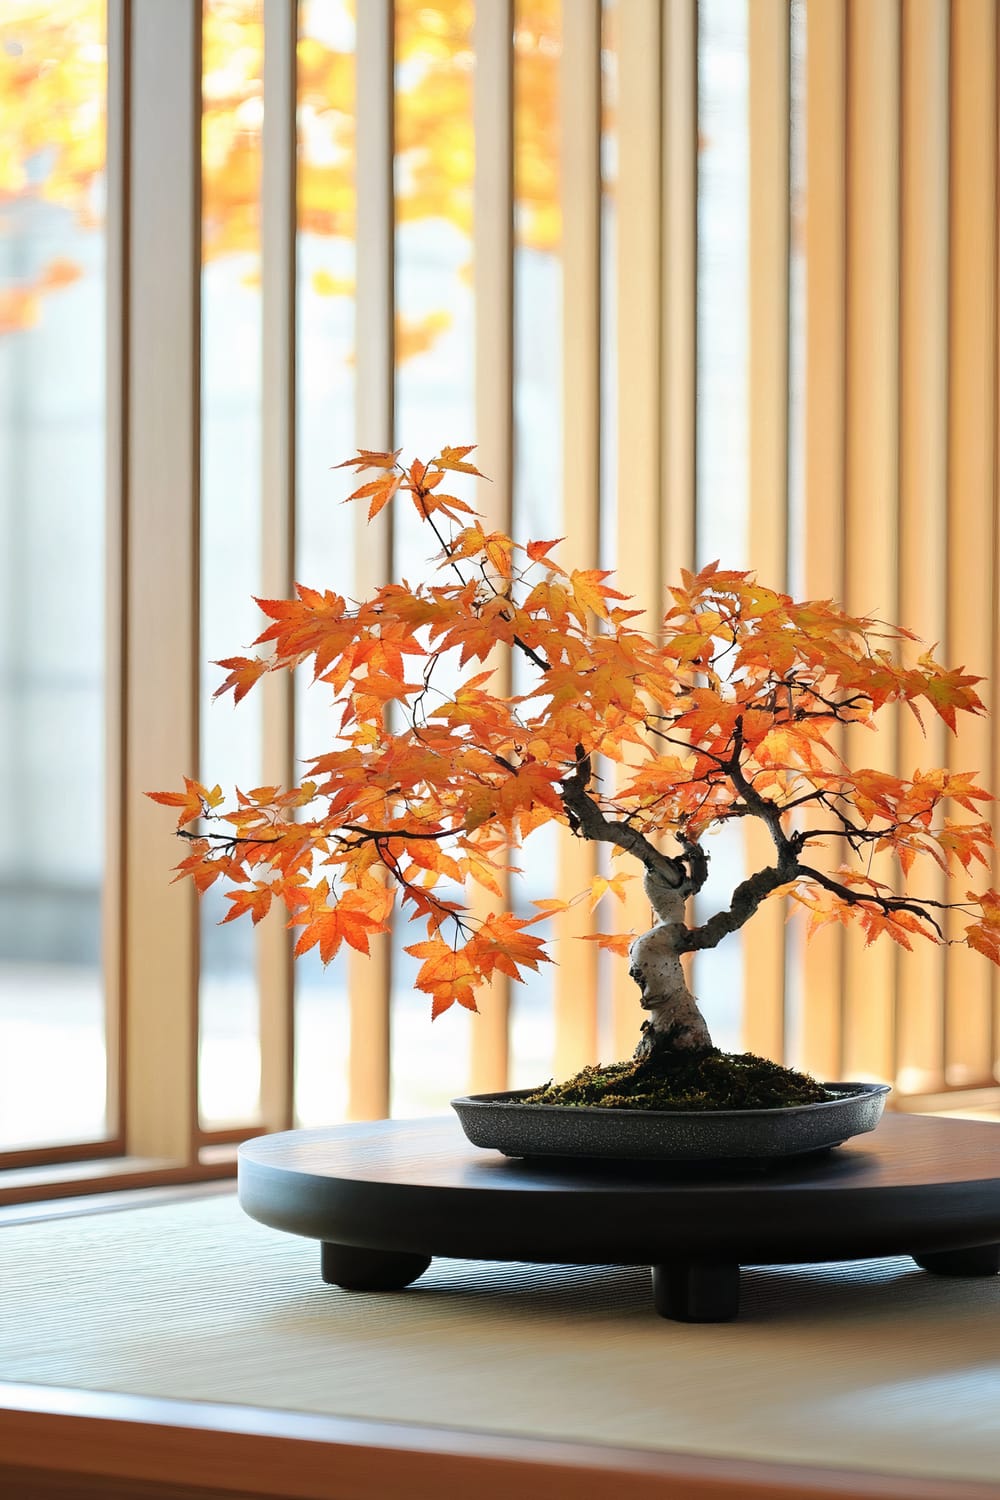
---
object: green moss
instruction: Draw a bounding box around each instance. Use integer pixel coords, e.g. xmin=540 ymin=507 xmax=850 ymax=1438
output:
xmin=521 ymin=1049 xmax=832 ymax=1112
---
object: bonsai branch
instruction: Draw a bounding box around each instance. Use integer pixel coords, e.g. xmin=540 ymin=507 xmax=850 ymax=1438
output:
xmin=180 ymin=822 xmax=458 ymax=849
xmin=726 ymin=716 xmax=792 ymax=860
xmin=795 ymin=864 xmax=949 ymax=940
xmin=412 ymin=478 xmax=552 ymax=676
xmin=682 ymin=864 xmax=794 ymax=952
xmin=559 ymin=747 xmax=690 ymax=892
xmin=375 ymin=840 xmax=474 ymax=940
xmin=642 ymin=723 xmax=733 ymax=768
xmin=342 ymin=823 xmax=454 ymax=843
xmin=178 ymin=828 xmax=280 ymax=847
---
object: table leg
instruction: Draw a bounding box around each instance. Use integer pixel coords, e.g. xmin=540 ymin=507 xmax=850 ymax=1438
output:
xmin=321 ymin=1241 xmax=432 ymax=1291
xmin=912 ymin=1244 xmax=1000 ymax=1277
xmin=651 ymin=1262 xmax=741 ymax=1322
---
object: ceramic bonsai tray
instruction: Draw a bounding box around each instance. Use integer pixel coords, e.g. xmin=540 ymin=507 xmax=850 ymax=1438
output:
xmin=450 ymin=1081 xmax=890 ymax=1162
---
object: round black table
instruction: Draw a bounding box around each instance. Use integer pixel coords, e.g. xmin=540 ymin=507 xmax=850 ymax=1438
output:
xmin=237 ymin=1112 xmax=1000 ymax=1322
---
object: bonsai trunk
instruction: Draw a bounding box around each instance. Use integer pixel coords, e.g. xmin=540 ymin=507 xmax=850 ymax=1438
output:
xmin=629 ymin=868 xmax=712 ymax=1059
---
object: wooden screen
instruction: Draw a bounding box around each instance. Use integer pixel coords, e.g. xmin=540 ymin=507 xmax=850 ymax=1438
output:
xmin=4 ymin=0 xmax=999 ymax=1203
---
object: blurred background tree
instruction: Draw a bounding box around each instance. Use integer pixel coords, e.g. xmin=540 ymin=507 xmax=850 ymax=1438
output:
xmin=1 ymin=0 xmax=562 ymax=349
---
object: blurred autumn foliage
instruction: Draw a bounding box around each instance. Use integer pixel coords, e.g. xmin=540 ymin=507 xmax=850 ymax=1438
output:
xmin=0 ymin=0 xmax=105 ymax=334
xmin=1 ymin=0 xmax=563 ymax=346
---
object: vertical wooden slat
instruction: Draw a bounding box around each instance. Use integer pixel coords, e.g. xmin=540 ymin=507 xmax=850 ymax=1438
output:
xmin=743 ymin=0 xmax=790 ymax=1062
xmin=896 ymin=0 xmax=949 ymax=1096
xmin=257 ymin=0 xmax=298 ymax=1133
xmin=841 ymin=0 xmax=900 ymax=1083
xmin=946 ymin=0 xmax=997 ymax=1086
xmin=469 ymin=0 xmax=515 ymax=1094
xmin=996 ymin=2 xmax=1000 ymax=1090
xmin=124 ymin=0 xmax=202 ymax=1160
xmin=554 ymin=0 xmax=602 ymax=1078
xmin=349 ymin=0 xmax=395 ymax=1120
xmin=801 ymin=0 xmax=846 ymax=1081
xmin=660 ymin=0 xmax=698 ymax=1039
xmin=661 ymin=0 xmax=698 ymax=586
xmin=612 ymin=0 xmax=662 ymax=1064
xmin=102 ymin=0 xmax=129 ymax=1146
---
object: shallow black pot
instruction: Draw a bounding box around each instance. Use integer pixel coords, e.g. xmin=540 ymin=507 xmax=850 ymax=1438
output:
xmin=451 ymin=1081 xmax=891 ymax=1162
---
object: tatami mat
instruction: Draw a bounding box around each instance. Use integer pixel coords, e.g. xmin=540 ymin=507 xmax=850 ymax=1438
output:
xmin=1 ymin=1191 xmax=999 ymax=1485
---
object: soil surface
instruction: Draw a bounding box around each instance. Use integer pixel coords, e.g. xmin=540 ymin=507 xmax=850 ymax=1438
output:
xmin=521 ymin=1049 xmax=833 ymax=1112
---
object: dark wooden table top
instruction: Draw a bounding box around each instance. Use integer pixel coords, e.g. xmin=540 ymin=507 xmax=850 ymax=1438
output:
xmin=240 ymin=1111 xmax=1000 ymax=1192
xmin=238 ymin=1113 xmax=1000 ymax=1268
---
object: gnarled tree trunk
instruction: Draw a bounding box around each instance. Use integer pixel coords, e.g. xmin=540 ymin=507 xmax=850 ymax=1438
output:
xmin=629 ymin=868 xmax=712 ymax=1057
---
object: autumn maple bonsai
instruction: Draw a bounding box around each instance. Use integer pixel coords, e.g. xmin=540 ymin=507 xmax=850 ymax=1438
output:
xmin=152 ymin=447 xmax=1000 ymax=1112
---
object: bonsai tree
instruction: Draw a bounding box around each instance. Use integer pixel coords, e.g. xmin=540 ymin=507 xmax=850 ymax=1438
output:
xmin=152 ymin=447 xmax=1000 ymax=1105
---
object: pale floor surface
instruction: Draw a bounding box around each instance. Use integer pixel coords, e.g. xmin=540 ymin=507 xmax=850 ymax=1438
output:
xmin=1 ymin=1192 xmax=1000 ymax=1486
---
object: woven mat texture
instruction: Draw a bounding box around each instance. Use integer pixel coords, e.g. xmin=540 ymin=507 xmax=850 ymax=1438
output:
xmin=1 ymin=1192 xmax=999 ymax=1484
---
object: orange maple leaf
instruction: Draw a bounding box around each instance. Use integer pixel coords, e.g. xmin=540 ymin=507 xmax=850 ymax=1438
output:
xmin=468 ymin=912 xmax=551 ymax=982
xmin=405 ymin=937 xmax=481 ymax=1017
xmin=433 ymin=443 xmax=484 ymax=477
xmin=221 ymin=883 xmax=274 ymax=925
xmin=343 ymin=472 xmax=403 ymax=520
xmin=580 ymin=931 xmax=636 ymax=957
xmin=213 ymin=655 xmax=270 ymax=704
xmin=333 ymin=448 xmax=402 ymax=472
xmin=147 ymin=777 xmax=223 ymax=829
xmin=526 ymin=536 xmax=567 ymax=570
xmin=291 ymin=880 xmax=387 ymax=963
